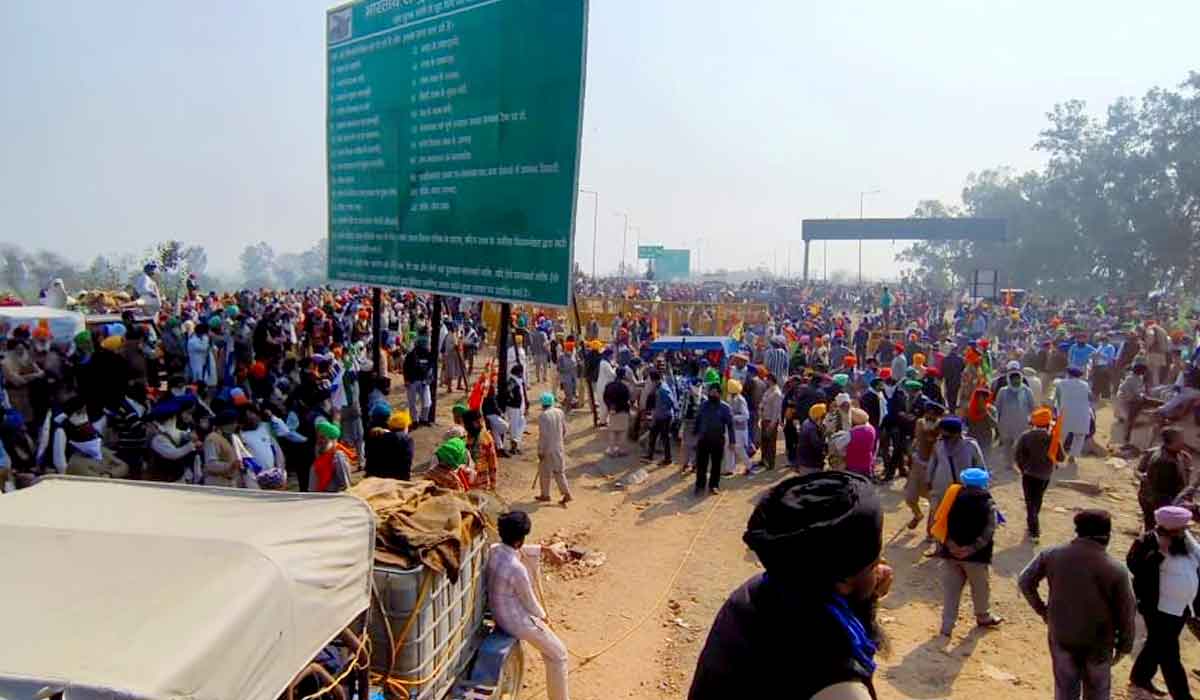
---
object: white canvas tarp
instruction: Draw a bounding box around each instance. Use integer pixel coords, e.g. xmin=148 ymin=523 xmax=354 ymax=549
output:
xmin=0 ymin=477 xmax=375 ymax=700
xmin=0 ymin=305 xmax=85 ymax=343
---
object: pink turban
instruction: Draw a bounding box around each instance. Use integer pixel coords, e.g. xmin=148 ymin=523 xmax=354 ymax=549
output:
xmin=1155 ymin=506 xmax=1193 ymax=530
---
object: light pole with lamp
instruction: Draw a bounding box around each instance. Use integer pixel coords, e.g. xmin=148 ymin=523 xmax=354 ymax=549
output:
xmin=579 ymin=189 xmax=599 ymax=278
xmin=858 ymin=189 xmax=881 ymax=286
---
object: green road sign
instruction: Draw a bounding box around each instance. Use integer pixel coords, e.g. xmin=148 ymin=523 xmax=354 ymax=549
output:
xmin=655 ymin=249 xmax=690 ymax=281
xmin=326 ymin=0 xmax=588 ymax=306
xmin=637 ymin=245 xmax=664 ymax=259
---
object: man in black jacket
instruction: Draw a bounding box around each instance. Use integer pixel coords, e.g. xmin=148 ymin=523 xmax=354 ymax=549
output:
xmin=1018 ymin=510 xmax=1135 ymax=700
xmin=1126 ymin=506 xmax=1198 ymax=700
xmin=402 ymin=338 xmax=434 ymax=425
xmin=941 ymin=346 xmax=965 ymax=413
xmin=937 ymin=467 xmax=1004 ymax=637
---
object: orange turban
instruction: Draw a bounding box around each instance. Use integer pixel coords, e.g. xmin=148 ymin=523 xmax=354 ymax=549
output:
xmin=1030 ymin=408 xmax=1053 ymax=427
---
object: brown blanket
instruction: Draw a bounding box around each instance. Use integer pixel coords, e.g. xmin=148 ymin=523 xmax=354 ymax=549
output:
xmin=350 ymin=477 xmax=491 ymax=582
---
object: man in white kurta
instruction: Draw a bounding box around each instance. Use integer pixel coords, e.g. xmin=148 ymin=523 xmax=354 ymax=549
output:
xmin=1054 ymin=367 xmax=1093 ymax=464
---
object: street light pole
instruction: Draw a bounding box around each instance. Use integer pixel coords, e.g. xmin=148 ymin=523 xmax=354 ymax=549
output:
xmin=579 ymin=189 xmax=598 ymax=279
xmin=613 ymin=211 xmax=630 ymax=278
xmin=858 ymin=189 xmax=881 ymax=287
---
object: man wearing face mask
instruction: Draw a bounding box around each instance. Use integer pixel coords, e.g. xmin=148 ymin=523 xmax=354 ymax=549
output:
xmin=1018 ymin=510 xmax=1135 ymax=700
xmin=994 ymin=365 xmax=1036 ymax=468
xmin=690 ymin=471 xmax=893 ymax=700
xmin=1126 ymin=506 xmax=1200 ymax=699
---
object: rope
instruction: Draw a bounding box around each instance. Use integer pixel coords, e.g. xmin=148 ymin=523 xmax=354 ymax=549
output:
xmin=297 ymin=627 xmax=370 ymax=700
xmin=525 ymin=489 xmax=727 ymax=697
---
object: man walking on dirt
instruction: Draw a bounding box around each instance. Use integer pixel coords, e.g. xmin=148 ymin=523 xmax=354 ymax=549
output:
xmin=536 ymin=392 xmax=572 ymax=506
xmin=1018 ymin=509 xmax=1135 ymax=700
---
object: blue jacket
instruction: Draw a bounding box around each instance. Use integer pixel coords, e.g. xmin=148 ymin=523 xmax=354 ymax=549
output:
xmin=1067 ymin=343 xmax=1097 ymax=370
xmin=653 ymin=383 xmax=677 ymax=421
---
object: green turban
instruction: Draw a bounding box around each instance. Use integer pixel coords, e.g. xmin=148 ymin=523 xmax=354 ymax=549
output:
xmin=452 ymin=402 xmax=469 ymax=417
xmin=435 ymin=437 xmax=468 ymax=467
xmin=832 ymin=373 xmax=849 ymax=387
xmin=315 ymin=419 xmax=342 ymax=440
xmin=74 ymin=330 xmax=93 ymax=352
xmin=703 ymin=368 xmax=721 ymax=385
xmin=902 ymin=379 xmax=923 ymax=391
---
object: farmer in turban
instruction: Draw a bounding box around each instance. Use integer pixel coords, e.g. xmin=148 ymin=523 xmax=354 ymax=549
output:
xmin=935 ymin=468 xmax=1004 ymax=637
xmin=690 ymin=472 xmax=892 ymax=700
xmin=309 ymin=419 xmax=352 ymax=492
xmin=1014 ymin=407 xmax=1060 ymax=541
xmin=1126 ymin=506 xmax=1200 ymax=699
xmin=536 ymin=392 xmax=572 ymax=505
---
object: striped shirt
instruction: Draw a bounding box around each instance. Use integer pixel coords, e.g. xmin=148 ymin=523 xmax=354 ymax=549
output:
xmin=764 ymin=347 xmax=790 ymax=381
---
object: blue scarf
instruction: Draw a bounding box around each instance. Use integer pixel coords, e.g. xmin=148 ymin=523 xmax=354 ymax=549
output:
xmin=825 ymin=593 xmax=878 ymax=675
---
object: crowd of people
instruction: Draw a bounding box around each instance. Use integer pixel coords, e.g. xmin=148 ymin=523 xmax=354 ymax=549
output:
xmin=3 ymin=267 xmax=1200 ymax=700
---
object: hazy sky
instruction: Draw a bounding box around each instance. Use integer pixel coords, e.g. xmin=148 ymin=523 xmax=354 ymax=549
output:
xmin=2 ymin=1 xmax=1196 ymax=279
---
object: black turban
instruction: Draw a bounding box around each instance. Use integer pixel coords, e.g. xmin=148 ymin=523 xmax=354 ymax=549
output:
xmin=1074 ymin=509 xmax=1112 ymax=538
xmin=743 ymin=471 xmax=882 ymax=584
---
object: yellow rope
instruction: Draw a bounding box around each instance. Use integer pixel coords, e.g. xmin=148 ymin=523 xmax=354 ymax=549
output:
xmin=297 ymin=628 xmax=370 ymax=700
xmin=525 ymin=489 xmax=727 ymax=697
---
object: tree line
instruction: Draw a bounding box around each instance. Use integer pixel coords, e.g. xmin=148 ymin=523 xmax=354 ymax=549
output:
xmin=902 ymin=70 xmax=1199 ymax=297
xmin=0 ymin=238 xmax=328 ymax=301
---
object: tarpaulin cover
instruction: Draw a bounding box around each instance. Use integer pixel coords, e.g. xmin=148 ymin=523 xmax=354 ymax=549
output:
xmin=0 ymin=476 xmax=375 ymax=700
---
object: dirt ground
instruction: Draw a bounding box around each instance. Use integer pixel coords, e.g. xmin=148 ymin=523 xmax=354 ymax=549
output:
xmin=403 ymin=372 xmax=1198 ymax=700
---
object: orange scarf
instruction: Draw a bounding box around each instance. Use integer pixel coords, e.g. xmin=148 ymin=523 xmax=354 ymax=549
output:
xmin=312 ymin=442 xmax=356 ymax=491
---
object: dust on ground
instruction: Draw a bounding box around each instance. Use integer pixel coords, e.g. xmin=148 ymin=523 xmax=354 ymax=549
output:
xmin=404 ymin=375 xmax=1192 ymax=700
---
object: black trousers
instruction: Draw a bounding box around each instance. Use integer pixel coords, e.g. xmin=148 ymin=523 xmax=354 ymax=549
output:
xmin=1021 ymin=474 xmax=1050 ymax=537
xmin=885 ymin=431 xmax=909 ymax=479
xmin=645 ymin=417 xmax=672 ymax=461
xmin=1131 ymin=610 xmax=1191 ymax=700
xmin=945 ymin=381 xmax=961 ymax=412
xmin=783 ymin=420 xmax=799 ymax=465
xmin=695 ymin=439 xmax=725 ymax=491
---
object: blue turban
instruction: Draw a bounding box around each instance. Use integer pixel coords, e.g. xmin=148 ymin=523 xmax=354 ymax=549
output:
xmin=961 ymin=468 xmax=990 ymax=489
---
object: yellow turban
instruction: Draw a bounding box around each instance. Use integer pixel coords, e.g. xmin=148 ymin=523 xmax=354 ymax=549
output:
xmin=726 ymin=379 xmax=743 ymax=396
xmin=388 ymin=410 xmax=412 ymax=431
xmin=100 ymin=335 xmax=124 ymax=352
xmin=809 ymin=403 xmax=828 ymax=421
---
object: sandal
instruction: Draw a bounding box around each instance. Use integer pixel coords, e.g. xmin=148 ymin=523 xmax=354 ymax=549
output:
xmin=976 ymin=615 xmax=1004 ymax=628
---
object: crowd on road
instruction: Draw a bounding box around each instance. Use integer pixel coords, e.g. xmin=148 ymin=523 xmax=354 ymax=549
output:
xmin=2 ymin=267 xmax=1200 ymax=700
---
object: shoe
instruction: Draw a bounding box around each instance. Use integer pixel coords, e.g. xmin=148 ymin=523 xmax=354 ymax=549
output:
xmin=709 ymin=487 xmax=721 ymax=495
xmin=1129 ymin=680 xmax=1168 ymax=698
xmin=976 ymin=615 xmax=1004 ymax=629
xmin=534 ymin=496 xmax=551 ymax=502
xmin=747 ymin=465 xmax=764 ymax=476
xmin=658 ymin=459 xmax=672 ymax=467
xmin=693 ymin=486 xmax=705 ymax=497
xmin=560 ymin=495 xmax=573 ymax=507
xmin=641 ymin=455 xmax=654 ymax=462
